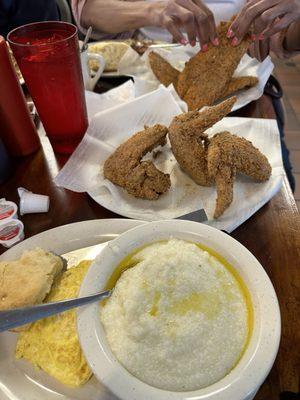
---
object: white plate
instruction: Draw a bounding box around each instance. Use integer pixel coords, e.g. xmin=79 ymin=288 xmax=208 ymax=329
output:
xmin=78 ymin=220 xmax=280 ymax=400
xmin=102 ymin=71 xmax=122 ymax=78
xmin=91 ymin=69 xmax=127 ymax=78
xmin=0 ymin=219 xmax=145 ymax=400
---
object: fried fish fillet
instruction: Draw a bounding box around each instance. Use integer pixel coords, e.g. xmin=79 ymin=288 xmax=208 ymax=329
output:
xmin=148 ymin=51 xmax=179 ymax=89
xmin=168 ymin=97 xmax=236 ymax=186
xmin=207 ymin=131 xmax=272 ymax=218
xmin=103 ymin=125 xmax=171 ymax=199
xmin=177 ymin=20 xmax=251 ymax=110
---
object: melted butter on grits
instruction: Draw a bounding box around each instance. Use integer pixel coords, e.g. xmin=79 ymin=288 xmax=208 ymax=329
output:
xmin=100 ymin=239 xmax=253 ymax=391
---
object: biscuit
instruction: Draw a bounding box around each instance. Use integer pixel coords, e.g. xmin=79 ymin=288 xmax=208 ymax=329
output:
xmin=0 ymin=248 xmax=64 ymax=314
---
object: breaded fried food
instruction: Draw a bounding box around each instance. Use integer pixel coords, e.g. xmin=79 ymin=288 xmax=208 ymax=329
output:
xmin=104 ymin=125 xmax=171 ymax=199
xmin=149 ymin=51 xmax=258 ymax=102
xmin=221 ymin=76 xmax=258 ymax=98
xmin=0 ymin=248 xmax=64 ymax=313
xmin=168 ymin=97 xmax=236 ymax=186
xmin=177 ymin=20 xmax=251 ymax=110
xmin=207 ymin=131 xmax=272 ymax=218
xmin=149 ymin=51 xmax=179 ymax=89
xmin=169 ymin=97 xmax=271 ymax=218
xmin=148 ymin=21 xmax=255 ymax=110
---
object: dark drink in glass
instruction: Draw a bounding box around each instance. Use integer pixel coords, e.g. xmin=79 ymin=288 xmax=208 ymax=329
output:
xmin=8 ymin=22 xmax=88 ymax=155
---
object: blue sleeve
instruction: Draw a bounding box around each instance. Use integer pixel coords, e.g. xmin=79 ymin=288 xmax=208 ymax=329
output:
xmin=0 ymin=0 xmax=60 ymax=38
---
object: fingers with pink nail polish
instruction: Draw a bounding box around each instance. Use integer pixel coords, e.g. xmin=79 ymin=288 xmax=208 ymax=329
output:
xmin=202 ymin=43 xmax=208 ymax=52
xmin=231 ymin=37 xmax=239 ymax=46
xmin=227 ymin=29 xmax=234 ymax=38
xmin=258 ymin=33 xmax=264 ymax=40
xmin=180 ymin=38 xmax=188 ymax=45
xmin=212 ymin=37 xmax=219 ymax=46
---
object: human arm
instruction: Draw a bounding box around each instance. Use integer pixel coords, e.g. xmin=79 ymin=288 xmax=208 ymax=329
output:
xmin=227 ymin=0 xmax=300 ymax=45
xmin=247 ymin=19 xmax=300 ymax=61
xmin=79 ymin=0 xmax=218 ymax=47
xmin=283 ymin=20 xmax=300 ymax=53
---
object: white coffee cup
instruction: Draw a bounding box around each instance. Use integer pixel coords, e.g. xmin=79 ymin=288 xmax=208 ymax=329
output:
xmin=81 ymin=50 xmax=105 ymax=91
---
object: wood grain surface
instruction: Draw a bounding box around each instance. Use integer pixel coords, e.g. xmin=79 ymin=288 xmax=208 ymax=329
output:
xmin=0 ymin=87 xmax=299 ymax=398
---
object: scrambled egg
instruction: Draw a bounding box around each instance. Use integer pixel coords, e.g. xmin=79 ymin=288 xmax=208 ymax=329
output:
xmin=15 ymin=260 xmax=93 ymax=387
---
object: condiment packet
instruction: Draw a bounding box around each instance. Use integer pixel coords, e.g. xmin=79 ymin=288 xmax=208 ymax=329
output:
xmin=0 ymin=219 xmax=24 ymax=248
xmin=0 ymin=199 xmax=18 ymax=224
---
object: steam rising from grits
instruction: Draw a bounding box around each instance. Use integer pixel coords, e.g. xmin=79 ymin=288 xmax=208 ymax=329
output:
xmin=100 ymin=239 xmax=252 ymax=391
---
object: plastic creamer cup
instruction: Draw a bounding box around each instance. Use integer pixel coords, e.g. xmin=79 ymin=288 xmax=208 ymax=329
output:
xmin=0 ymin=219 xmax=24 ymax=248
xmin=18 ymin=187 xmax=49 ymax=215
xmin=0 ymin=199 xmax=18 ymax=224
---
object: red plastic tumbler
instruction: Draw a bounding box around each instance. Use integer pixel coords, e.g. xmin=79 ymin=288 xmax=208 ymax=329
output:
xmin=8 ymin=22 xmax=88 ymax=155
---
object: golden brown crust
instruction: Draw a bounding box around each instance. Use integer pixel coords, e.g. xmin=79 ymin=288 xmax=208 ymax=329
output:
xmin=103 ymin=124 xmax=171 ymax=199
xmin=148 ymin=51 xmax=180 ymax=89
xmin=169 ymin=98 xmax=271 ymax=218
xmin=168 ymin=97 xmax=236 ymax=186
xmin=207 ymin=131 xmax=272 ymax=217
xmin=177 ymin=20 xmax=251 ymax=110
xmin=214 ymin=165 xmax=236 ymax=219
xmin=0 ymin=249 xmax=64 ymax=317
xmin=148 ymin=20 xmax=256 ymax=111
xmin=221 ymin=76 xmax=259 ymax=98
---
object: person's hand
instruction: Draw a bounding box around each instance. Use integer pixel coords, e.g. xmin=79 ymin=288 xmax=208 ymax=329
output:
xmin=247 ymin=17 xmax=299 ymax=60
xmin=248 ymin=38 xmax=270 ymax=61
xmin=269 ymin=29 xmax=300 ymax=58
xmin=227 ymin=0 xmax=300 ymax=45
xmin=247 ymin=18 xmax=270 ymax=61
xmin=150 ymin=0 xmax=218 ymax=50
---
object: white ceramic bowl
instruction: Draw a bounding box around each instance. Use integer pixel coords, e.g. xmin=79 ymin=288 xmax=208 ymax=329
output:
xmin=78 ymin=220 xmax=280 ymax=400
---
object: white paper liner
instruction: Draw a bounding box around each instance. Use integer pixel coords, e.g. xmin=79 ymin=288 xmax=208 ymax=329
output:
xmin=55 ymin=86 xmax=284 ymax=233
xmin=85 ymin=80 xmax=135 ymax=121
xmin=118 ymin=46 xmax=274 ymax=112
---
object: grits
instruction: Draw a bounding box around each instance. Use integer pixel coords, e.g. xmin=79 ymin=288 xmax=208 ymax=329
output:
xmin=100 ymin=239 xmax=250 ymax=391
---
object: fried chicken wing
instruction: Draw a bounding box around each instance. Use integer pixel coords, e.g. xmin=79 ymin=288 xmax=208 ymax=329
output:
xmin=221 ymin=76 xmax=258 ymax=98
xmin=148 ymin=51 xmax=257 ymax=102
xmin=103 ymin=125 xmax=171 ymax=199
xmin=148 ymin=19 xmax=258 ymax=111
xmin=207 ymin=131 xmax=272 ymax=217
xmin=168 ymin=97 xmax=236 ymax=186
xmin=177 ymin=21 xmax=251 ymax=110
xmin=148 ymin=52 xmax=180 ymax=89
xmin=214 ymin=165 xmax=236 ymax=219
xmin=169 ymin=97 xmax=271 ymax=218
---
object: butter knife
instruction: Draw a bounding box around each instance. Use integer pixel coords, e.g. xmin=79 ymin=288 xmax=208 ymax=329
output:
xmin=0 ymin=289 xmax=111 ymax=333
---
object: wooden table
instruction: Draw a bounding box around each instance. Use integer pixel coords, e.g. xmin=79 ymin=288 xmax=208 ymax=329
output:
xmin=0 ymin=90 xmax=299 ymax=399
